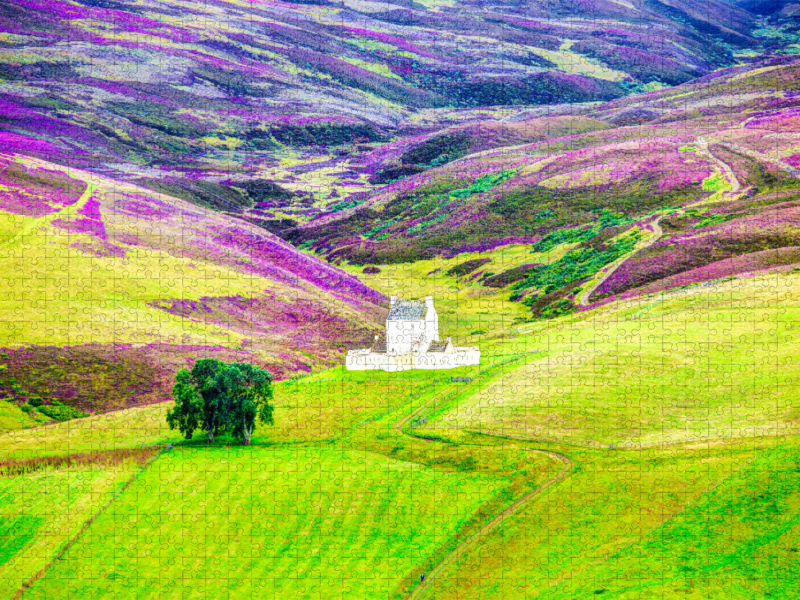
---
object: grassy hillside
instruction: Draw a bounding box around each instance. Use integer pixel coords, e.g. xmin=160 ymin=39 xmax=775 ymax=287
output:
xmin=1 ymin=265 xmax=798 ymax=599
xmin=0 ymin=152 xmax=386 ymax=419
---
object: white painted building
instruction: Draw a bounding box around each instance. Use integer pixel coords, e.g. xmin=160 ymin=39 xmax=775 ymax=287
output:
xmin=346 ymin=296 xmax=480 ymax=371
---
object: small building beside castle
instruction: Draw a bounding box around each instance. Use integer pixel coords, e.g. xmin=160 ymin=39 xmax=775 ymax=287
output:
xmin=346 ymin=296 xmax=480 ymax=371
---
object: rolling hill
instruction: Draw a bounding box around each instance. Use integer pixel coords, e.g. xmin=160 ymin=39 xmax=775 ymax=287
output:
xmin=287 ymin=58 xmax=800 ymax=318
xmin=0 ymin=152 xmax=385 ymax=420
xmin=0 ymin=2 xmax=799 ymax=599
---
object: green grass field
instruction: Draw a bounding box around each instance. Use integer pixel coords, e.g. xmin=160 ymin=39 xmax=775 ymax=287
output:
xmin=0 ymin=459 xmax=152 ymax=597
xmin=1 ymin=259 xmax=799 ymax=599
xmin=20 ymin=444 xmax=514 ymax=600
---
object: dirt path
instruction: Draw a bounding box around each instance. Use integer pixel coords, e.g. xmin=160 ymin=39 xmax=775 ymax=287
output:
xmin=393 ymin=379 xmax=574 ymax=600
xmin=0 ymin=181 xmax=96 ymax=250
xmin=576 ymin=215 xmax=663 ymax=307
xmin=404 ymin=449 xmax=572 ymax=600
xmin=718 ymin=142 xmax=800 ymax=180
xmin=696 ymin=137 xmax=742 ymax=194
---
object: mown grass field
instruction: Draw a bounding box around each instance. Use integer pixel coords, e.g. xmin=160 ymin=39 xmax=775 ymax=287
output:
xmin=0 ymin=457 xmax=153 ymax=597
xmin=1 ymin=257 xmax=799 ymax=599
xmin=424 ymin=271 xmax=800 ymax=447
xmin=21 ymin=445 xmax=514 ymax=600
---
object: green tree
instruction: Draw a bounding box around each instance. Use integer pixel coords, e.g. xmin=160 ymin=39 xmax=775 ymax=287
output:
xmin=166 ymin=359 xmax=274 ymax=444
xmin=223 ymin=362 xmax=274 ymax=445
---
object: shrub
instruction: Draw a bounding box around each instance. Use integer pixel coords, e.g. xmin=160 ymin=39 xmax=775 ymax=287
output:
xmin=28 ymin=396 xmax=43 ymax=407
xmin=446 ymin=258 xmax=492 ymax=277
xmin=540 ymin=299 xmax=576 ymax=319
xmin=38 ymin=402 xmax=89 ymax=422
xmin=448 ymin=169 xmax=517 ymax=199
xmin=362 ymin=266 xmax=381 ymax=274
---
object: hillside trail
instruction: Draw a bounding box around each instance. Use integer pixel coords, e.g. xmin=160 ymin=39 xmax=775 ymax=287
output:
xmin=696 ymin=137 xmax=742 ymax=194
xmin=575 ymin=134 xmax=749 ymax=307
xmin=717 ymin=141 xmax=800 ymax=180
xmin=0 ymin=180 xmax=96 ymax=251
xmin=576 ymin=215 xmax=663 ymax=307
xmin=393 ymin=382 xmax=574 ymax=600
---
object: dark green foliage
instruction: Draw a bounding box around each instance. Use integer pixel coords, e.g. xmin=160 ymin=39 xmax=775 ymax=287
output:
xmin=532 ymin=225 xmax=597 ymax=253
xmin=446 ymin=258 xmax=492 ymax=277
xmin=328 ymin=199 xmax=365 ymax=213
xmin=255 ymin=218 xmax=299 ymax=234
xmin=237 ymin=179 xmax=294 ymax=202
xmin=515 ymin=233 xmax=641 ymax=296
xmin=269 ymin=123 xmax=384 ymax=147
xmin=532 ymin=210 xmax=631 ymax=252
xmin=167 ymin=359 xmax=274 ymax=445
xmin=0 ymin=517 xmax=44 ymax=567
xmin=399 ymin=133 xmax=471 ymax=167
xmin=27 ymin=396 xmax=43 ymax=407
xmin=448 ymin=169 xmax=518 ymax=199
xmin=134 ymin=178 xmax=253 ymax=213
xmin=369 ymin=165 xmax=426 ymax=185
xmin=483 ymin=264 xmax=541 ymax=288
xmin=362 ymin=266 xmax=381 ymax=274
xmin=540 ymin=299 xmax=576 ymax=319
xmin=109 ymin=100 xmax=207 ymax=138
xmin=37 ymin=401 xmax=88 ymax=422
xmin=221 ymin=362 xmax=274 ymax=445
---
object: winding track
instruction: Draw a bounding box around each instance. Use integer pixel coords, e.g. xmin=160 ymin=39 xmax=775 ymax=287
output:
xmin=576 ymin=215 xmax=663 ymax=307
xmin=575 ymin=135 xmax=749 ymax=307
xmin=393 ymin=383 xmax=574 ymax=600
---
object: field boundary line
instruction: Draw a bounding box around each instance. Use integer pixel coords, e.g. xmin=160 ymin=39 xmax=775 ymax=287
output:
xmin=405 ymin=449 xmax=573 ymax=600
xmin=394 ymin=354 xmax=574 ymax=600
xmin=12 ymin=447 xmax=165 ymax=599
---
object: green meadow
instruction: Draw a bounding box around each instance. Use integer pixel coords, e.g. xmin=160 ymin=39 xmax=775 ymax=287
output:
xmin=1 ymin=259 xmax=799 ymax=599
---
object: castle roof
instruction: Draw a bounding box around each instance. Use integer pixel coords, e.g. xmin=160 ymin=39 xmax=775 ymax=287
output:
xmin=387 ymin=298 xmax=428 ymax=321
xmin=428 ymin=340 xmax=448 ymax=352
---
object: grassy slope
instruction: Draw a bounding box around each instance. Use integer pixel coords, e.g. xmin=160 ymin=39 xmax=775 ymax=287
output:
xmin=0 ymin=153 xmax=386 ymax=413
xmin=0 ymin=459 xmax=152 ymax=597
xmin=21 ymin=445 xmax=511 ymax=600
xmin=429 ymin=272 xmax=800 ymax=447
xmin=0 ymin=261 xmax=797 ymax=599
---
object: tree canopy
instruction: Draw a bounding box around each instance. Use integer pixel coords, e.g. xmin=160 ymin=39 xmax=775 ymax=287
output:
xmin=166 ymin=359 xmax=274 ymax=445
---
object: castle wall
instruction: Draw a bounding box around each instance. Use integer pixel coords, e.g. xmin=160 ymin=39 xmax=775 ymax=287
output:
xmin=346 ymin=347 xmax=480 ymax=372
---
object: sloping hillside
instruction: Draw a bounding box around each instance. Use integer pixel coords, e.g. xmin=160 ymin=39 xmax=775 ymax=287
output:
xmin=0 ymin=0 xmax=769 ymax=175
xmin=0 ymin=152 xmax=385 ymax=418
xmin=286 ymin=58 xmax=800 ymax=318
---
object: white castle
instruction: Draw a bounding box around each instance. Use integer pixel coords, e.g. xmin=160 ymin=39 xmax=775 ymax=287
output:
xmin=346 ymin=295 xmax=480 ymax=371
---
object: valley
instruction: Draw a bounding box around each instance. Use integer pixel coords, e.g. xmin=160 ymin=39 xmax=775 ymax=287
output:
xmin=1 ymin=0 xmax=800 ymax=597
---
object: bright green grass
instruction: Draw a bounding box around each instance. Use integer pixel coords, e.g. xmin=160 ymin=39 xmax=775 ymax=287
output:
xmin=0 ymin=399 xmax=41 ymax=434
xmin=0 ymin=364 xmax=483 ymax=459
xmin=424 ymin=436 xmax=800 ymax=600
xmin=2 ymin=254 xmax=799 ymax=600
xmin=0 ymin=463 xmax=141 ymax=599
xmin=22 ymin=445 xmax=511 ymax=600
xmin=340 ymin=243 xmax=577 ymax=339
xmin=427 ymin=271 xmax=800 ymax=447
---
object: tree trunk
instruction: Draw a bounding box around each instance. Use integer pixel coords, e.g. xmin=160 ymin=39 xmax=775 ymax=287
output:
xmin=243 ymin=415 xmax=251 ymax=445
xmin=207 ymin=416 xmax=215 ymax=442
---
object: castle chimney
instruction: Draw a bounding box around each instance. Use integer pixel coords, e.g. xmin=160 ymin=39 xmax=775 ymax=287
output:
xmin=390 ymin=295 xmax=397 ymax=307
xmin=425 ymin=295 xmax=433 ymax=306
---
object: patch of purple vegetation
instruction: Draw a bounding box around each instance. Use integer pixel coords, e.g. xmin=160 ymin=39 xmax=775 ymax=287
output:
xmin=70 ymin=240 xmax=126 ymax=258
xmin=53 ymin=217 xmax=107 ymax=239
